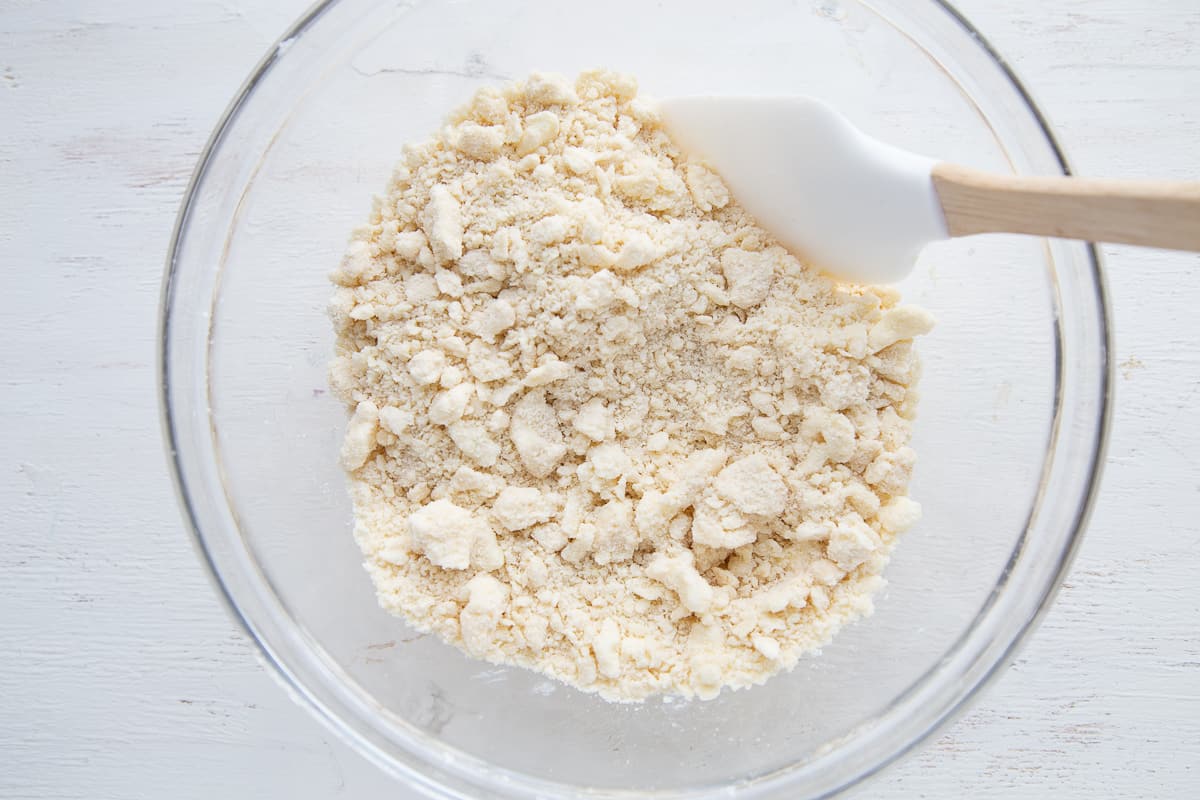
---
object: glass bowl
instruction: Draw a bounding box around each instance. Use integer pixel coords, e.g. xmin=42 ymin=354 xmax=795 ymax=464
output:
xmin=160 ymin=0 xmax=1111 ymax=797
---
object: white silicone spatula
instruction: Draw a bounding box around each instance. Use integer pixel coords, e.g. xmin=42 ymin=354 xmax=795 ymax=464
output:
xmin=660 ymin=96 xmax=1200 ymax=284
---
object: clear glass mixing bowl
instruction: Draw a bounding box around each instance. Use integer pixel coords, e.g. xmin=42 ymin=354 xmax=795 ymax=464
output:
xmin=160 ymin=0 xmax=1111 ymax=796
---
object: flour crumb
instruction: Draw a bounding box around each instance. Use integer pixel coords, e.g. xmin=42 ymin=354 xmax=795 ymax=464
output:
xmin=331 ymin=70 xmax=933 ymax=702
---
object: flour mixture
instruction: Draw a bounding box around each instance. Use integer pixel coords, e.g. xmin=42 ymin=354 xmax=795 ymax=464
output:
xmin=328 ymin=71 xmax=933 ymax=700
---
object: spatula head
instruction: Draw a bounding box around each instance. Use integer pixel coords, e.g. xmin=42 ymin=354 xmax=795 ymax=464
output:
xmin=659 ymin=96 xmax=946 ymax=284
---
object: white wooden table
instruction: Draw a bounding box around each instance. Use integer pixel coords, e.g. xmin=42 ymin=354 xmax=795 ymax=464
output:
xmin=2 ymin=1 xmax=1198 ymax=797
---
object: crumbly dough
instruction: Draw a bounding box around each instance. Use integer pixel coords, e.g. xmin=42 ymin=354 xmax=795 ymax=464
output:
xmin=329 ymin=71 xmax=933 ymax=701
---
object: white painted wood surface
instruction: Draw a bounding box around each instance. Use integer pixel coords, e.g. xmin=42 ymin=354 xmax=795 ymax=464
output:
xmin=2 ymin=0 xmax=1197 ymax=796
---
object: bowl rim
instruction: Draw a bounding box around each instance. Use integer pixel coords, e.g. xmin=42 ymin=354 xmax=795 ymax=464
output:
xmin=158 ymin=0 xmax=1113 ymax=796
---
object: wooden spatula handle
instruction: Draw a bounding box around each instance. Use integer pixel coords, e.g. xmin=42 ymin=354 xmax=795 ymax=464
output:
xmin=931 ymin=163 xmax=1200 ymax=251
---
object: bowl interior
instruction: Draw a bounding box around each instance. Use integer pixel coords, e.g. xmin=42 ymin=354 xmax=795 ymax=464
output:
xmin=168 ymin=0 xmax=1102 ymax=795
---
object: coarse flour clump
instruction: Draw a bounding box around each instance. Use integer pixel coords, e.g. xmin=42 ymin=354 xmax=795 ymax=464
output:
xmin=329 ymin=71 xmax=934 ymax=701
